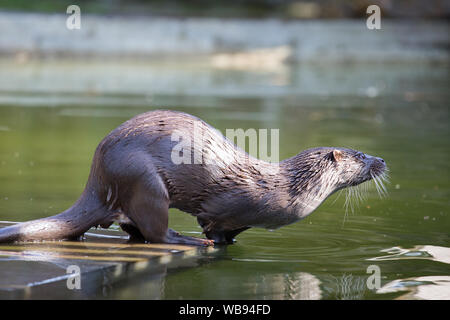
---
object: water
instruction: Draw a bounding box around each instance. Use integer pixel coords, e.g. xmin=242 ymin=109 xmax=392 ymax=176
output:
xmin=0 ymin=60 xmax=448 ymax=299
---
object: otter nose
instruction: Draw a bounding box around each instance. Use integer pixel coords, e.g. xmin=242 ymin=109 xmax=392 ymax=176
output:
xmin=376 ymin=157 xmax=385 ymax=164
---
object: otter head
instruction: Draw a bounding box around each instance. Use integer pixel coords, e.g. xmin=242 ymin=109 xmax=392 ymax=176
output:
xmin=285 ymin=147 xmax=388 ymax=205
xmin=279 ymin=147 xmax=389 ymax=222
xmin=325 ymin=148 xmax=387 ymax=189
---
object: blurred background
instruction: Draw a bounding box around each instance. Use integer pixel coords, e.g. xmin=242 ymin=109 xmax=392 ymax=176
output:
xmin=1 ymin=0 xmax=450 ymax=18
xmin=0 ymin=0 xmax=448 ymax=299
xmin=0 ymin=0 xmax=448 ymax=108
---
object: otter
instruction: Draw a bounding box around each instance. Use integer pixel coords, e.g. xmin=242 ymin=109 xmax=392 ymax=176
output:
xmin=0 ymin=110 xmax=387 ymax=246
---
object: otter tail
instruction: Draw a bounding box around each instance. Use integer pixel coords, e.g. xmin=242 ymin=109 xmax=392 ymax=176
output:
xmin=0 ymin=188 xmax=112 ymax=243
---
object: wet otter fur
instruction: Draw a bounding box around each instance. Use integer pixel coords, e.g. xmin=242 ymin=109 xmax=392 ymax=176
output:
xmin=0 ymin=110 xmax=387 ymax=245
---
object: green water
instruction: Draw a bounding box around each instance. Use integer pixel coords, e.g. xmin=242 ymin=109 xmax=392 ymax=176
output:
xmin=0 ymin=62 xmax=448 ymax=299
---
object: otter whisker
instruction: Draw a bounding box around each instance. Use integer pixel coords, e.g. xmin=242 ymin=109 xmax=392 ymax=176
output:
xmin=351 ymin=182 xmax=369 ymax=209
xmin=343 ymin=188 xmax=352 ymax=226
xmin=344 ymin=187 xmax=354 ymax=214
xmin=362 ymin=180 xmax=369 ymax=201
xmin=380 ymin=171 xmax=390 ymax=185
xmin=371 ymin=173 xmax=382 ymax=197
xmin=331 ymin=189 xmax=344 ymax=206
xmin=376 ymin=173 xmax=389 ymax=196
xmin=371 ymin=172 xmax=388 ymax=198
xmin=378 ymin=177 xmax=388 ymax=196
xmin=355 ymin=183 xmax=367 ymax=203
xmin=342 ymin=180 xmax=370 ymax=226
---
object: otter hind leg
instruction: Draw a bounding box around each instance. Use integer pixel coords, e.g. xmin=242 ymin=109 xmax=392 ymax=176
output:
xmin=123 ymin=177 xmax=213 ymax=246
xmin=165 ymin=228 xmax=214 ymax=246
xmin=120 ymin=222 xmax=145 ymax=242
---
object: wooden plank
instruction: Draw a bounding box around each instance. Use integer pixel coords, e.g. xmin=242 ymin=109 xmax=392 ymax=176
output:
xmin=0 ymin=245 xmax=174 ymax=257
xmin=0 ymin=221 xmax=216 ymax=299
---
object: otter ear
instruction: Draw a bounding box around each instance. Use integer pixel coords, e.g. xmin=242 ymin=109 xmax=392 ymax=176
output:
xmin=331 ymin=149 xmax=343 ymax=162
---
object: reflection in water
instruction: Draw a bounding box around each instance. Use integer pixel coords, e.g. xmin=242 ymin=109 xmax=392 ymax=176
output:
xmin=211 ymin=46 xmax=291 ymax=73
xmin=108 ymin=266 xmax=167 ymax=300
xmin=377 ymin=276 xmax=450 ymax=300
xmin=259 ymin=272 xmax=322 ymax=300
xmin=220 ymin=271 xmax=323 ymax=300
xmin=370 ymin=246 xmax=450 ymax=299
xmin=332 ymin=274 xmax=367 ymax=300
xmin=369 ymin=245 xmax=450 ymax=264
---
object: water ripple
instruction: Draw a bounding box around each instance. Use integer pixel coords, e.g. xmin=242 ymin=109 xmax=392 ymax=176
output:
xmin=377 ymin=276 xmax=450 ymax=300
xmin=368 ymin=245 xmax=450 ymax=264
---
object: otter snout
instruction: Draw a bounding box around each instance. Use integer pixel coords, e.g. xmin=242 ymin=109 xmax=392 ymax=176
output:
xmin=370 ymin=156 xmax=387 ymax=176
